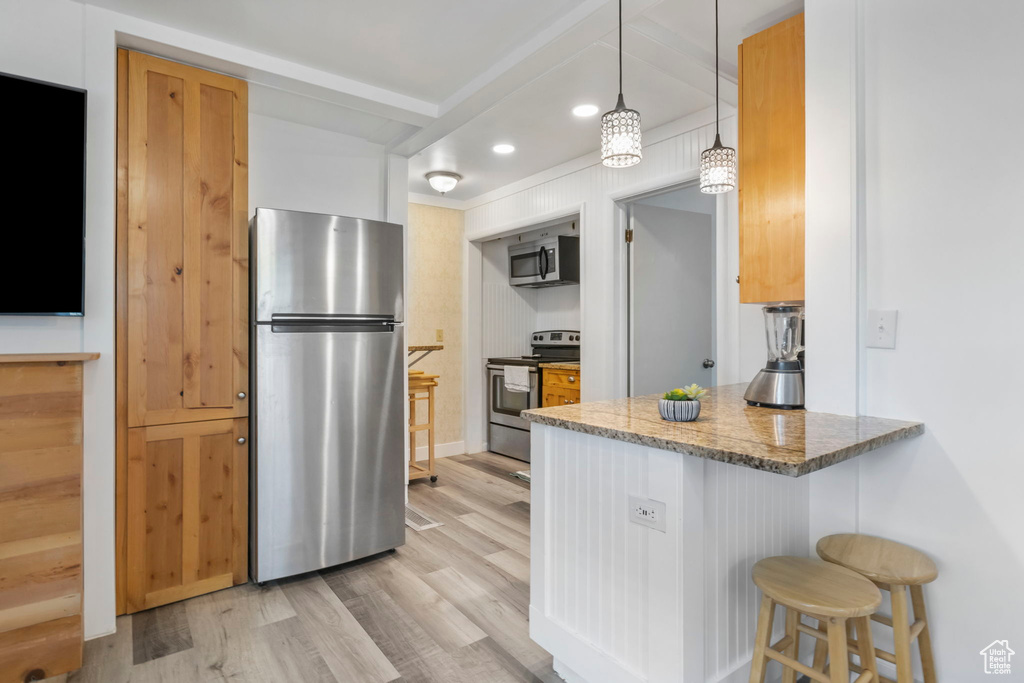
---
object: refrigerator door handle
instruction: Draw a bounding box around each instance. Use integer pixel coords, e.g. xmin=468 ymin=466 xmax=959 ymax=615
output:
xmin=270 ymin=323 xmax=396 ymax=334
xmin=270 ymin=313 xmax=396 ymax=325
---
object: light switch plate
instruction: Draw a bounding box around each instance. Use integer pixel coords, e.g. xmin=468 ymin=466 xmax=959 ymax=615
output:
xmin=867 ymin=309 xmax=898 ymax=349
xmin=436 ymin=329 xmax=444 ymax=342
xmin=629 ymin=495 xmax=667 ymax=532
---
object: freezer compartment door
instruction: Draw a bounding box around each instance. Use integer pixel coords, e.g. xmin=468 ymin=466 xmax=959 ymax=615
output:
xmin=253 ymin=208 xmax=404 ymax=322
xmin=252 ymin=323 xmax=406 ymax=582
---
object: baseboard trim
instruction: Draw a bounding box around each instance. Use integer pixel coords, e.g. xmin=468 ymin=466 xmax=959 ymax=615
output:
xmin=529 ymin=607 xmax=645 ymax=683
xmin=414 ymin=440 xmax=465 ymax=461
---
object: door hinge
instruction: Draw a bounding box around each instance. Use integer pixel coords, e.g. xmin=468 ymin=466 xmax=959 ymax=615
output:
xmin=625 ymin=228 xmax=633 ymax=243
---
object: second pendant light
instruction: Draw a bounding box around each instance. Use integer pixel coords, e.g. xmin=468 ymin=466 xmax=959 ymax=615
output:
xmin=601 ymin=0 xmax=642 ymax=168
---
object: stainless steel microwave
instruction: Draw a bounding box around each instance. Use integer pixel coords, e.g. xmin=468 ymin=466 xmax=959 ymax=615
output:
xmin=508 ymin=235 xmax=580 ymax=288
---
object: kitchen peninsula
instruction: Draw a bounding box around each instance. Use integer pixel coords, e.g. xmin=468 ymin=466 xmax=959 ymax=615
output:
xmin=522 ymin=384 xmax=923 ymax=683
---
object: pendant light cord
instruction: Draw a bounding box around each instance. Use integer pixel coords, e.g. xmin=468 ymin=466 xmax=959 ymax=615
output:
xmin=618 ymin=0 xmax=623 ymax=96
xmin=714 ymin=0 xmax=720 ymax=136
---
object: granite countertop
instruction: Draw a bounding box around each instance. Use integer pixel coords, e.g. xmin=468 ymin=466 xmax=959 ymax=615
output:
xmin=539 ymin=362 xmax=581 ymax=371
xmin=521 ymin=383 xmax=924 ymax=477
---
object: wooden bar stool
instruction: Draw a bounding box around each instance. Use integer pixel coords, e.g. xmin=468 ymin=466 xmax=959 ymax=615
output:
xmin=408 ymin=371 xmax=439 ymax=483
xmin=749 ymin=556 xmax=882 ymax=683
xmin=816 ymin=534 xmax=938 ymax=683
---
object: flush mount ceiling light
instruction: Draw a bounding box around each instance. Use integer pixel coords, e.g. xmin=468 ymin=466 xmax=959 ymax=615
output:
xmin=572 ymin=104 xmax=599 ymax=117
xmin=492 ymin=143 xmax=515 ymax=154
xmin=699 ymin=0 xmax=737 ymax=194
xmin=601 ymin=0 xmax=642 ymax=168
xmin=425 ymin=171 xmax=461 ymax=195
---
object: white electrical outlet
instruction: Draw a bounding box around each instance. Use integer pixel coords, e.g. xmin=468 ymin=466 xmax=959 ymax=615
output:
xmin=867 ymin=309 xmax=898 ymax=349
xmin=629 ymin=495 xmax=667 ymax=532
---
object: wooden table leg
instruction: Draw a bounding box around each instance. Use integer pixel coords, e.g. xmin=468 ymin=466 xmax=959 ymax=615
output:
xmin=826 ymin=618 xmax=850 ymax=683
xmin=749 ymin=595 xmax=775 ymax=683
xmin=890 ymin=585 xmax=914 ymax=683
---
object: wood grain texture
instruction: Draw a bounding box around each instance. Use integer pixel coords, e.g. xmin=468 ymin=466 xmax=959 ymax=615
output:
xmin=116 ymin=47 xmax=130 ymax=617
xmin=752 ymin=557 xmax=881 ymax=619
xmin=738 ymin=12 xmax=806 ymax=304
xmin=0 ymin=361 xmax=85 ymax=681
xmin=125 ymin=419 xmax=246 ymax=612
xmin=0 ymin=354 xmax=98 ymax=364
xmin=816 ymin=533 xmax=938 ymax=586
xmin=124 ymin=50 xmax=248 ymax=428
xmin=73 ymin=454 xmax=557 ymax=682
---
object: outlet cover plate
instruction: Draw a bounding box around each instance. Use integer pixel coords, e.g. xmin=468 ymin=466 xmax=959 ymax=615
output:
xmin=867 ymin=309 xmax=898 ymax=349
xmin=629 ymin=495 xmax=667 ymax=532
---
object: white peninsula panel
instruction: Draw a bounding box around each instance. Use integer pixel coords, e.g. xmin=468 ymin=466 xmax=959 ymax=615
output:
xmin=529 ymin=424 xmax=809 ymax=683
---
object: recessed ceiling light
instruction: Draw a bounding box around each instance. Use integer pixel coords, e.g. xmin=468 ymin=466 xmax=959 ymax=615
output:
xmin=572 ymin=104 xmax=599 ymax=117
xmin=492 ymin=143 xmax=515 ymax=154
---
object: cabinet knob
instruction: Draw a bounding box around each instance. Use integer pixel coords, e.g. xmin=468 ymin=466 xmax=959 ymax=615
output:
xmin=568 ymin=376 xmax=576 ymax=383
xmin=237 ymin=392 xmax=246 ymax=399
xmin=237 ymin=437 xmax=246 ymax=444
xmin=702 ymin=359 xmax=716 ymax=369
xmin=564 ymin=399 xmax=569 ymax=404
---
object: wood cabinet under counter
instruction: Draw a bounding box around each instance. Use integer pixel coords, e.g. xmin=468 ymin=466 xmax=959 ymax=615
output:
xmin=540 ymin=364 xmax=580 ymax=407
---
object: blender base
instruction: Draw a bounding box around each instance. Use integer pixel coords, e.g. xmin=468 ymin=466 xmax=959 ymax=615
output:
xmin=744 ymin=364 xmax=805 ymax=410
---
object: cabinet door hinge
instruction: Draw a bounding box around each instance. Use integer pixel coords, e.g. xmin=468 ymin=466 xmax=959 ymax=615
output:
xmin=625 ymin=229 xmax=633 ymax=243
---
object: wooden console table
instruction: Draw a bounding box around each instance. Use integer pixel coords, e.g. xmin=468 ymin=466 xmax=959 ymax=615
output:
xmin=0 ymin=353 xmax=98 ymax=682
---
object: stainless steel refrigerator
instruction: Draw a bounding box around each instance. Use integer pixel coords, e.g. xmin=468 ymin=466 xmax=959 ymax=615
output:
xmin=250 ymin=207 xmax=405 ymax=583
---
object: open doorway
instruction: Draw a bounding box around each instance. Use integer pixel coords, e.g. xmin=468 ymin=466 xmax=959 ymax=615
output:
xmin=627 ymin=182 xmax=716 ymax=396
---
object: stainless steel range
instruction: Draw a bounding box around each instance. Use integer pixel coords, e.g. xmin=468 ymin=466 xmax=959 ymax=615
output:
xmin=487 ymin=330 xmax=581 ymax=462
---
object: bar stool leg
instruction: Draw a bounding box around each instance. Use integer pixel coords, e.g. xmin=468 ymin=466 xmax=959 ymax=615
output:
xmin=749 ymin=595 xmax=776 ymax=683
xmin=891 ymin=584 xmax=914 ymax=683
xmin=909 ymin=585 xmax=936 ymax=683
xmin=782 ymin=607 xmax=799 ymax=683
xmin=812 ymin=618 xmax=829 ymax=674
xmin=826 ymin=618 xmax=850 ymax=683
xmin=855 ymin=615 xmax=878 ymax=681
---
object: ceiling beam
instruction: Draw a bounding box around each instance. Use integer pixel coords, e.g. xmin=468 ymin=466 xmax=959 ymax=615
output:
xmin=599 ymin=23 xmax=738 ymax=108
xmin=388 ymin=0 xmax=664 ymax=157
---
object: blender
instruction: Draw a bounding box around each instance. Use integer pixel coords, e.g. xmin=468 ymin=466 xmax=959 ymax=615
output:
xmin=744 ymin=305 xmax=805 ymax=409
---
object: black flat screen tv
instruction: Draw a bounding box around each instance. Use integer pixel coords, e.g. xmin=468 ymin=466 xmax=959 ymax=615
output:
xmin=0 ymin=72 xmax=87 ymax=316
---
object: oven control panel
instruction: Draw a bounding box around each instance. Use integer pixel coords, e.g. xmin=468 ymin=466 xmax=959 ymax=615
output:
xmin=531 ymin=330 xmax=581 ymax=345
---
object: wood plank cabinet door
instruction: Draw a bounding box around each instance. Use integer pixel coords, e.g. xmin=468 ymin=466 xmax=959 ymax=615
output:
xmin=126 ymin=51 xmax=248 ymax=427
xmin=542 ymin=386 xmax=568 ymax=408
xmin=125 ymin=418 xmax=248 ymax=613
xmin=738 ymin=13 xmax=805 ymax=304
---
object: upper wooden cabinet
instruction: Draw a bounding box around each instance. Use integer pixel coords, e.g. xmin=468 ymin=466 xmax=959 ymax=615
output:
xmin=738 ymin=13 xmax=805 ymax=304
xmin=125 ymin=51 xmax=249 ymax=427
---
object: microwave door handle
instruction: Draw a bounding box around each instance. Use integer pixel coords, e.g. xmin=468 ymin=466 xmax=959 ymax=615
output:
xmin=538 ymin=246 xmax=549 ymax=279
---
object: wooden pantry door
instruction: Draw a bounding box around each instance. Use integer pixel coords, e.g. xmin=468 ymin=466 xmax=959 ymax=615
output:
xmin=125 ymin=51 xmax=248 ymax=428
xmin=125 ymin=418 xmax=248 ymax=613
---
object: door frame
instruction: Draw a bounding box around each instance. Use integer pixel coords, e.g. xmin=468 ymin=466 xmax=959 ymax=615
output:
xmin=613 ymin=175 xmax=719 ymax=395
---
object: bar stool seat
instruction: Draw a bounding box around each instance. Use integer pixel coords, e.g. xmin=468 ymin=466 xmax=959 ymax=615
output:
xmin=754 ymin=557 xmax=882 ymax=618
xmin=817 ymin=534 xmax=938 ymax=683
xmin=816 ymin=533 xmax=937 ymax=586
xmin=748 ymin=556 xmax=882 ymax=683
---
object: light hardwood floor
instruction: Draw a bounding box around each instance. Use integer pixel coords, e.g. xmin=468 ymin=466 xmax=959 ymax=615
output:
xmin=54 ymin=453 xmax=553 ymax=683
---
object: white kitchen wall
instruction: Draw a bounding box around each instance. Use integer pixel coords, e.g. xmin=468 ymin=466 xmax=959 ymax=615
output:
xmin=807 ymin=0 xmax=1024 ymax=680
xmin=0 ymin=0 xmax=405 ymax=639
xmin=249 ymin=114 xmax=387 ymax=220
xmin=463 ymin=113 xmax=764 ymax=453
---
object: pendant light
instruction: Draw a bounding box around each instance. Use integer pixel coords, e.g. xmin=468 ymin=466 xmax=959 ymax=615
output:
xmin=601 ymin=0 xmax=642 ymax=168
xmin=699 ymin=0 xmax=737 ymax=193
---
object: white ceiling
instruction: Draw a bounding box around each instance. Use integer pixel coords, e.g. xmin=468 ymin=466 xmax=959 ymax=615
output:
xmin=407 ymin=42 xmax=715 ymax=199
xmin=77 ymin=0 xmax=801 ymax=202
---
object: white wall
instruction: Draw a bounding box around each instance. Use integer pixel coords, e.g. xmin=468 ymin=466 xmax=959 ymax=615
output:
xmin=0 ymin=0 xmax=404 ymax=640
xmin=464 ymin=113 xmax=764 ymax=453
xmin=808 ymin=0 xmax=1024 ymax=680
xmin=249 ymin=114 xmax=388 ymax=220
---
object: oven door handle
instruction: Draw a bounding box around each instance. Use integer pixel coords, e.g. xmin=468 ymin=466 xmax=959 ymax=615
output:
xmin=538 ymin=246 xmax=549 ymax=280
